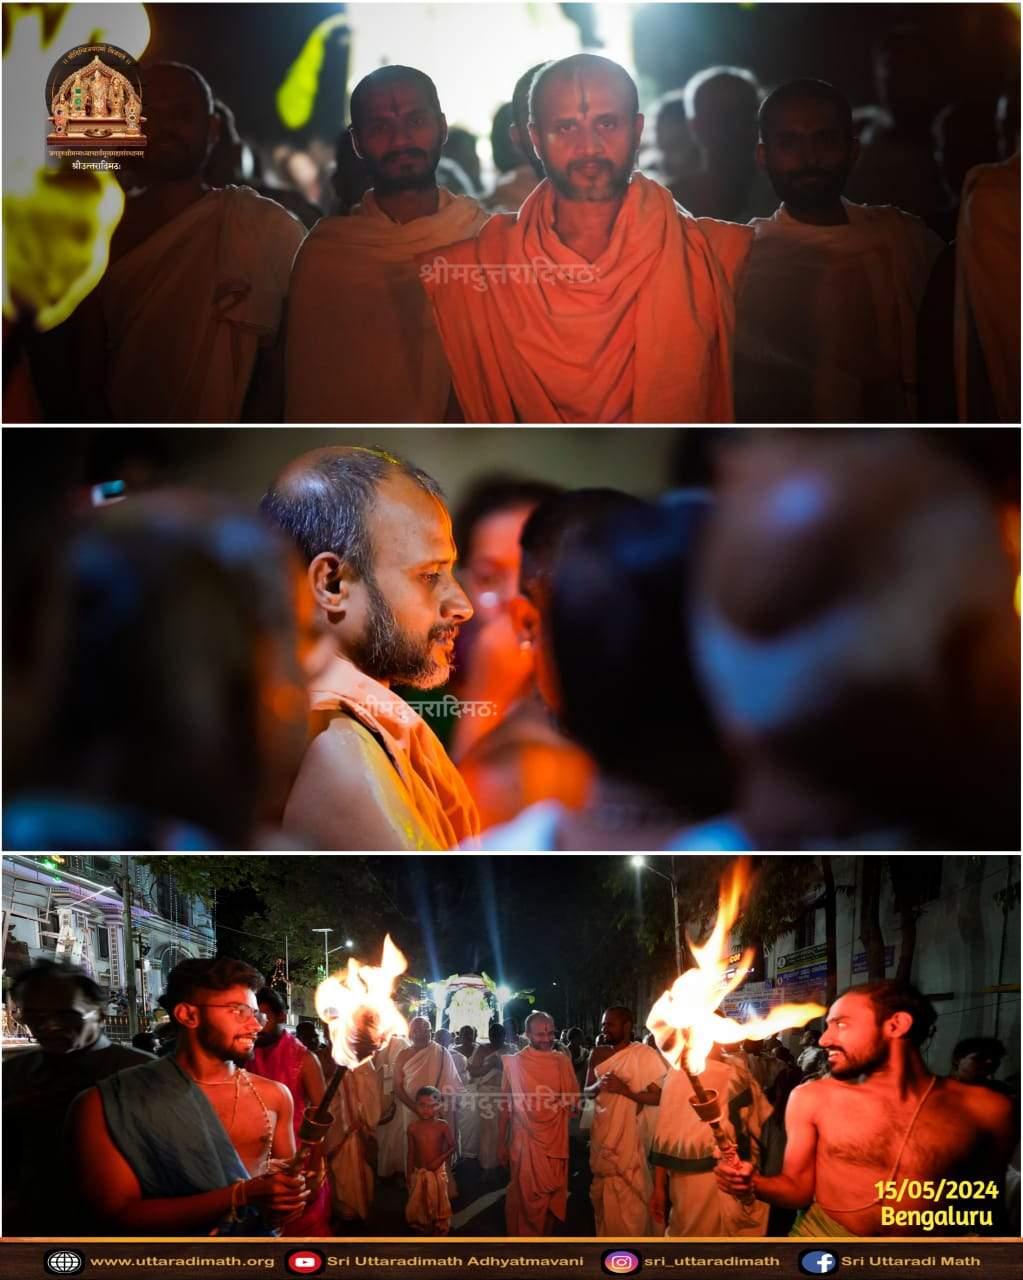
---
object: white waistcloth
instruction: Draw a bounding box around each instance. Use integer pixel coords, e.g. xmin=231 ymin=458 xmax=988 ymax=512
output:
xmin=589 ymin=1042 xmax=667 ymax=1237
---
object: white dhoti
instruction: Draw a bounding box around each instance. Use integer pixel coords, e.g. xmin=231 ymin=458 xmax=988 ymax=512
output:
xmin=406 ymin=1166 xmax=452 ymax=1234
xmin=474 ymin=1047 xmax=515 ymax=1169
xmin=589 ymin=1042 xmax=667 ymax=1237
xmin=651 ymin=1060 xmax=772 ymax=1237
xmin=459 ymin=1079 xmax=481 ymax=1160
xmin=326 ymin=1059 xmax=381 ymax=1221
xmin=374 ymin=1035 xmax=411 ymax=1178
xmin=101 ymin=186 xmax=304 ymax=422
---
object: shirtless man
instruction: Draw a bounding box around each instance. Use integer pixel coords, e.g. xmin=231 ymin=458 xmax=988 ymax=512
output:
xmin=70 ymin=957 xmax=308 ymax=1234
xmin=716 ymin=980 xmax=1014 ymax=1237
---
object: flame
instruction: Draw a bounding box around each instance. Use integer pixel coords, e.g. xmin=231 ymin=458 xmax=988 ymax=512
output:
xmin=315 ymin=934 xmax=409 ymax=1067
xmin=647 ymin=859 xmax=825 ymax=1073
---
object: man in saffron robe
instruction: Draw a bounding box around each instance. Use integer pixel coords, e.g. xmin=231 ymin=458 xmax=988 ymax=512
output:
xmin=262 ymin=446 xmax=479 ymax=850
xmin=954 ymin=117 xmax=1020 ymax=424
xmin=77 ymin=63 xmax=303 ymax=422
xmin=286 ymin=66 xmax=488 ymax=421
xmin=419 ymin=54 xmax=751 ymax=423
xmin=499 ymin=1010 xmax=579 ymax=1235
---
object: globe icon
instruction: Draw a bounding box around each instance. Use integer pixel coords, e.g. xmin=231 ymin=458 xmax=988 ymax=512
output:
xmin=45 ymin=1250 xmax=84 ymax=1276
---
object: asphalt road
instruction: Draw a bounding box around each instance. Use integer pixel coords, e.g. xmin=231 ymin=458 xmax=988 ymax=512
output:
xmin=333 ymin=1137 xmax=596 ymax=1238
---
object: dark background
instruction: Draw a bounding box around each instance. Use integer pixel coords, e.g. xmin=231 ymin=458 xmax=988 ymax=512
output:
xmin=135 ymin=3 xmax=1020 ymax=146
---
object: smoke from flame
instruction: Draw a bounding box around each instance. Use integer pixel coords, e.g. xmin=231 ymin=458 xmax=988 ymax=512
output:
xmin=315 ymin=934 xmax=409 ymax=1066
xmin=647 ymin=859 xmax=826 ymax=1073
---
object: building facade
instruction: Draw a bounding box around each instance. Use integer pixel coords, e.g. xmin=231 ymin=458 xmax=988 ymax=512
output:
xmin=2 ymin=854 xmax=215 ymax=1037
xmin=645 ymin=855 xmax=1020 ymax=1083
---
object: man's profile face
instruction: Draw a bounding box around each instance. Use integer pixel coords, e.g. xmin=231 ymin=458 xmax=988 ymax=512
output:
xmin=179 ymin=984 xmax=263 ymax=1067
xmin=352 ymin=81 xmax=446 ymax=194
xmin=142 ymin=66 xmax=216 ymax=182
xmin=20 ymin=981 xmax=102 ymax=1055
xmin=530 ymin=69 xmax=642 ymax=203
xmin=759 ymin=98 xmax=857 ymax=212
xmin=527 ymin=1017 xmax=556 ymax=1051
xmin=348 ymin=473 xmax=473 ymax=689
xmin=458 ymin=1025 xmax=476 ymax=1045
xmin=819 ymin=993 xmax=892 ymax=1079
xmin=255 ymin=1000 xmax=286 ymax=1048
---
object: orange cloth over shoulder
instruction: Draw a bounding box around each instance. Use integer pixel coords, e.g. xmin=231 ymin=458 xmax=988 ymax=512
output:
xmin=309 ymin=657 xmax=480 ymax=850
xmin=418 ymin=173 xmax=752 ymax=423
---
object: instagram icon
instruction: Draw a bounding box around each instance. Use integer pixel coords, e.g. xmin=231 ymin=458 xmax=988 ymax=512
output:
xmin=601 ymin=1248 xmax=643 ymax=1275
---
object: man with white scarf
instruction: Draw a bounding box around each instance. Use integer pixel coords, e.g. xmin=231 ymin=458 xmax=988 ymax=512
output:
xmin=586 ymin=1006 xmax=666 ymax=1236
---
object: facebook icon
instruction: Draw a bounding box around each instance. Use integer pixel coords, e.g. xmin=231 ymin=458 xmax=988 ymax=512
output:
xmin=798 ymin=1250 xmax=839 ymax=1275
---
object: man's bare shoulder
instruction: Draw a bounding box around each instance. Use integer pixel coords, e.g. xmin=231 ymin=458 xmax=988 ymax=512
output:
xmin=939 ymin=1077 xmax=1014 ymax=1129
xmin=295 ymin=714 xmax=395 ymax=790
xmin=247 ymin=1072 xmax=293 ymax=1112
xmin=786 ymin=1076 xmax=834 ymax=1113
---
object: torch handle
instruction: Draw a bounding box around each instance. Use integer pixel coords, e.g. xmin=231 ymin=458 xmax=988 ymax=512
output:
xmin=685 ymin=1069 xmax=756 ymax=1208
xmin=314 ymin=1062 xmax=349 ymax=1124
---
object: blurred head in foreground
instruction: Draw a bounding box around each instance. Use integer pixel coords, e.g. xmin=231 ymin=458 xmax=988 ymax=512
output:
xmin=692 ymin=433 xmax=1020 ymax=849
xmin=12 ymin=493 xmax=307 ymax=849
xmin=549 ymin=495 xmax=732 ymax=821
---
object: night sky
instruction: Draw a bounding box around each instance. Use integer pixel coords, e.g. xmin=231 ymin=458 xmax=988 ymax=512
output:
xmin=212 ymin=854 xmax=710 ymax=1031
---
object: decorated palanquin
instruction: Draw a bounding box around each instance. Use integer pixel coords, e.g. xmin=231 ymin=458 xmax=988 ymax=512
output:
xmin=48 ymin=55 xmax=146 ymax=148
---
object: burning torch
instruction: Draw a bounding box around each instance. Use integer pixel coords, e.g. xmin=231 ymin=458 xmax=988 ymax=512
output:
xmin=284 ymin=936 xmax=409 ymax=1182
xmin=646 ymin=860 xmax=825 ymax=1204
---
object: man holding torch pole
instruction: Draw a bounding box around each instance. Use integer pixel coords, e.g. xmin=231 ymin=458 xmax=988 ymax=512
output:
xmin=715 ymin=981 xmax=1015 ymax=1237
xmin=70 ymin=958 xmax=310 ymax=1234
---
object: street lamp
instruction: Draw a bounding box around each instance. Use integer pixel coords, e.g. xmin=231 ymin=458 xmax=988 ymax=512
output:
xmin=632 ymin=856 xmax=683 ymax=976
xmin=311 ymin=928 xmax=333 ymax=976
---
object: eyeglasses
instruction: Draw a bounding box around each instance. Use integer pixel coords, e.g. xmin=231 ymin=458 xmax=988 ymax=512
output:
xmin=192 ymin=1003 xmax=267 ymax=1025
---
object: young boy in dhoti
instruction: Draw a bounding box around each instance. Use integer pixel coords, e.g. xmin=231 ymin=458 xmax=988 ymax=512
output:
xmin=406 ymin=1087 xmax=455 ymax=1235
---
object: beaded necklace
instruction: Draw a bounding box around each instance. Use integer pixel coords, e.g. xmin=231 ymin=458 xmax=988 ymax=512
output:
xmin=195 ymin=1068 xmax=275 ymax=1174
